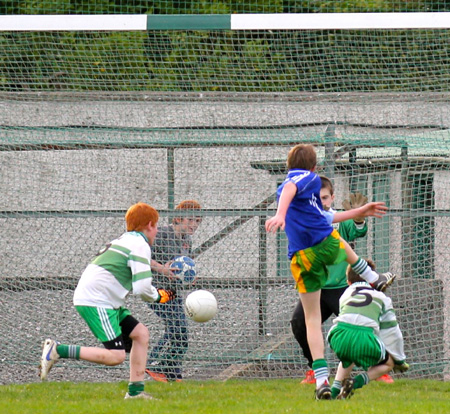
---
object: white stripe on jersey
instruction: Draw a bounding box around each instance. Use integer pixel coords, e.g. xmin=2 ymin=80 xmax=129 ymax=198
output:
xmin=109 ymin=247 xmax=129 ymax=257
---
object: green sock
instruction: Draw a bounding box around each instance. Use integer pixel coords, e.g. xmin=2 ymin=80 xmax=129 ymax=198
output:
xmin=353 ymin=373 xmax=369 ymax=390
xmin=331 ymin=380 xmax=342 ymax=399
xmin=312 ymin=359 xmax=329 ymax=385
xmin=56 ymin=344 xmax=81 ymax=359
xmin=128 ymin=381 xmax=145 ymax=396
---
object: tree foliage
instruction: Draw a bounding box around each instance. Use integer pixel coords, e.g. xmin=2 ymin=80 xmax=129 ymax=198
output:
xmin=1 ymin=1 xmax=450 ymax=92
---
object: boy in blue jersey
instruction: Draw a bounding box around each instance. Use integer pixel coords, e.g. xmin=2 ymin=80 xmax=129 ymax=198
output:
xmin=39 ymin=202 xmax=176 ymax=399
xmin=265 ymin=144 xmax=396 ymax=400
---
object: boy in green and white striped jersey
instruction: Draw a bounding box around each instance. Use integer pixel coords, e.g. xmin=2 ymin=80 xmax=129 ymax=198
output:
xmin=327 ymin=259 xmax=409 ymax=400
xmin=39 ymin=202 xmax=176 ymax=400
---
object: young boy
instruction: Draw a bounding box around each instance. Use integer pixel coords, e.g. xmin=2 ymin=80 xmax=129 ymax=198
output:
xmin=39 ymin=202 xmax=176 ymax=399
xmin=146 ymin=200 xmax=202 ymax=382
xmin=290 ymin=177 xmax=394 ymax=384
xmin=327 ymin=259 xmax=409 ymax=399
xmin=265 ymin=143 xmax=396 ymax=400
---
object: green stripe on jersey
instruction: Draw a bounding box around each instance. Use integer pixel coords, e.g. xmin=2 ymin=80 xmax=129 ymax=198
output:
xmin=109 ymin=244 xmax=131 ymax=255
xmin=129 ymin=253 xmax=149 ymax=265
xmin=380 ymin=320 xmax=398 ymax=329
xmin=133 ymin=270 xmax=153 ymax=282
xmin=92 ymin=249 xmax=132 ymax=291
xmin=341 ymin=297 xmax=384 ymax=322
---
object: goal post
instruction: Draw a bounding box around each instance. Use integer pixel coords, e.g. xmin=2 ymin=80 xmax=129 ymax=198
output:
xmin=0 ymin=11 xmax=449 ymax=383
xmin=3 ymin=13 xmax=450 ymax=31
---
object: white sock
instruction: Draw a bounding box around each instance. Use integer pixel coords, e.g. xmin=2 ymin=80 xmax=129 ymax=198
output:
xmin=352 ymin=258 xmax=378 ymax=284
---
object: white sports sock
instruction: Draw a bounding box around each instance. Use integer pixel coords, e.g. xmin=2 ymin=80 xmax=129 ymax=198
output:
xmin=352 ymin=258 xmax=378 ymax=283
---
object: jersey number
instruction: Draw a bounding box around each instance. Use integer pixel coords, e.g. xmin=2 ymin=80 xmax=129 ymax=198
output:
xmin=347 ymin=286 xmax=373 ymax=307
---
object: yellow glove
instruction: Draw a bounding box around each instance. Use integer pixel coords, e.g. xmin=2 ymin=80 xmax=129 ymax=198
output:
xmin=342 ymin=192 xmax=368 ymax=224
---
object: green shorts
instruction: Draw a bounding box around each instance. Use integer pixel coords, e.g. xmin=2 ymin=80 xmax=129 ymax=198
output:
xmin=328 ymin=322 xmax=386 ymax=370
xmin=290 ymin=229 xmax=347 ymax=293
xmin=75 ymin=305 xmax=132 ymax=344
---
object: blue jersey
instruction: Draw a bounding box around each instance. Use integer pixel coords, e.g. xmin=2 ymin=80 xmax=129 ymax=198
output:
xmin=277 ymin=169 xmax=333 ymax=258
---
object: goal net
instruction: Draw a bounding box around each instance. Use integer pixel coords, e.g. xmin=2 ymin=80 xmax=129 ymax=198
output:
xmin=1 ymin=7 xmax=449 ymax=384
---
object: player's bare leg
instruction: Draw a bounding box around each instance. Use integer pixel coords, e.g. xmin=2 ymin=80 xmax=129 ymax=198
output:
xmin=367 ymin=356 xmax=395 ymax=381
xmin=128 ymin=323 xmax=149 ymax=382
xmin=300 ymin=291 xmax=331 ymax=400
xmin=79 ymin=347 xmax=126 ymax=365
xmin=124 ymin=323 xmax=157 ymax=400
xmin=331 ymin=362 xmax=354 ymax=399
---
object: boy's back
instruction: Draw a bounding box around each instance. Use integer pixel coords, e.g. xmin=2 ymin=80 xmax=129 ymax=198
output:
xmin=278 ymin=169 xmax=332 ymax=256
xmin=328 ymin=280 xmax=406 ymax=364
xmin=331 ymin=281 xmax=393 ymax=335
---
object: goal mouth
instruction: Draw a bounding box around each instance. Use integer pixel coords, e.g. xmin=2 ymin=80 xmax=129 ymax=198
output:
xmin=1 ymin=8 xmax=450 ymax=383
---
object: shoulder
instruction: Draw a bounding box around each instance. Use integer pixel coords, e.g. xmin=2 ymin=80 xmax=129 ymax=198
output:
xmin=114 ymin=232 xmax=151 ymax=256
xmin=346 ymin=281 xmax=372 ymax=293
xmin=287 ymin=169 xmax=314 ymax=182
xmin=286 ymin=170 xmax=319 ymax=193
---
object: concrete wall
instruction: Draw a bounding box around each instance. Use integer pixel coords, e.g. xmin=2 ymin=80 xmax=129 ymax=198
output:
xmin=1 ymin=92 xmax=449 ymax=381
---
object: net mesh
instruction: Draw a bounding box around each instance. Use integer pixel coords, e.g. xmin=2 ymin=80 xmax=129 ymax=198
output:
xmin=2 ymin=30 xmax=450 ymax=93
xmin=0 ymin=5 xmax=449 ymax=384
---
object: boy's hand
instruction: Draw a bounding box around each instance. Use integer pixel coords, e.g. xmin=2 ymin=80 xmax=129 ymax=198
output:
xmin=359 ymin=201 xmax=387 ymax=218
xmin=265 ymin=215 xmax=285 ymax=233
xmin=342 ymin=192 xmax=369 ymax=224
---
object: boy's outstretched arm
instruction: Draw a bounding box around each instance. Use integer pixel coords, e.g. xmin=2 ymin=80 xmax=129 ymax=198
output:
xmin=265 ymin=181 xmax=296 ymax=233
xmin=333 ymin=201 xmax=387 ymax=223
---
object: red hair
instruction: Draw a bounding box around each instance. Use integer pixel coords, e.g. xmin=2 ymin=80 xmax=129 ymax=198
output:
xmin=125 ymin=202 xmax=159 ymax=232
xmin=173 ymin=200 xmax=202 ymax=224
xmin=176 ymin=200 xmax=201 ymax=211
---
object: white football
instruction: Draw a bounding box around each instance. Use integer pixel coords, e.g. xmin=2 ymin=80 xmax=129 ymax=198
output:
xmin=185 ymin=290 xmax=217 ymax=323
xmin=171 ymin=256 xmax=197 ymax=286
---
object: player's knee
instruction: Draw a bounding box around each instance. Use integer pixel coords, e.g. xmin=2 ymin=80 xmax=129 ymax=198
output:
xmin=107 ymin=349 xmax=126 ymax=366
xmin=129 ymin=322 xmax=149 ymax=345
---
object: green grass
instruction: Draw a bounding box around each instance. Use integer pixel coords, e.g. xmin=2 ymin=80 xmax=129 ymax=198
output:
xmin=0 ymin=379 xmax=449 ymax=414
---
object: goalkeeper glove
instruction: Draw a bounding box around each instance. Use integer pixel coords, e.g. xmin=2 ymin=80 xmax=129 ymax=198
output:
xmin=156 ymin=288 xmax=176 ymax=304
xmin=342 ymin=192 xmax=369 ymax=224
xmin=393 ymin=361 xmax=410 ymax=373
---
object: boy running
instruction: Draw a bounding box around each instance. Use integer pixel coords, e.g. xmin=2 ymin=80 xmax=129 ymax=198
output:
xmin=39 ymin=202 xmax=175 ymax=399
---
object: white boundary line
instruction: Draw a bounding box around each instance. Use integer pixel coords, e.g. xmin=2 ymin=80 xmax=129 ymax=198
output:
xmin=0 ymin=15 xmax=147 ymax=31
xmin=231 ymin=12 xmax=450 ymax=30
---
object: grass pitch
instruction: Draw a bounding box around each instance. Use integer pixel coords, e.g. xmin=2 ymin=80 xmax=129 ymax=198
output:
xmin=0 ymin=379 xmax=448 ymax=414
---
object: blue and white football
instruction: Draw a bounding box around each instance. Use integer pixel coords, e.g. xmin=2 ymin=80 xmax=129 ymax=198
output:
xmin=172 ymin=256 xmax=197 ymax=286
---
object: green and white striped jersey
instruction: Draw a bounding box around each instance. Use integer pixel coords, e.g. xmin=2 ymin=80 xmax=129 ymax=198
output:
xmin=74 ymin=231 xmax=159 ymax=309
xmin=328 ymin=281 xmax=406 ymax=362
